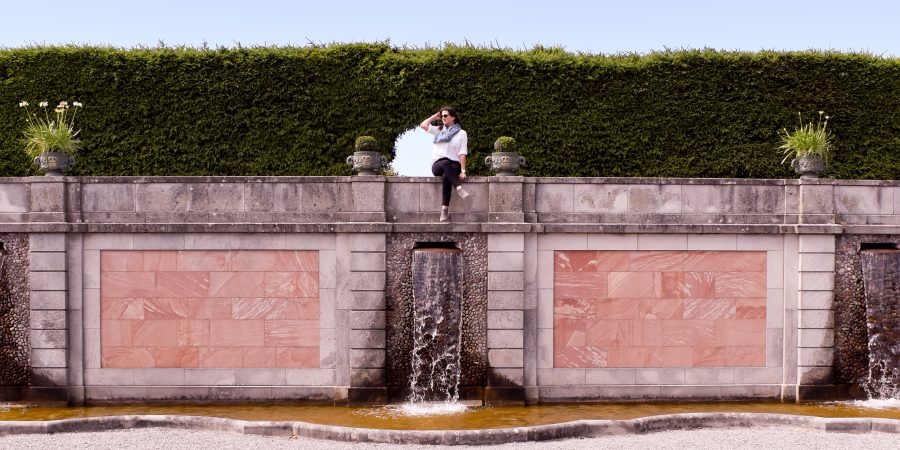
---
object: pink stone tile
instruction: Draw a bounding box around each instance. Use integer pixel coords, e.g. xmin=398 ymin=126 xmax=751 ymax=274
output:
xmin=607 ymin=347 xmax=660 ymax=368
xmin=661 ymin=272 xmax=717 ymax=298
xmin=724 ymin=346 xmax=766 ymax=367
xmin=100 ymin=272 xmax=155 ymax=298
xmin=186 ymin=298 xmax=233 ymax=320
xmin=554 ymin=272 xmax=608 ymax=300
xmin=592 ymin=298 xmax=640 ymax=319
xmin=156 ymin=272 xmax=210 ymax=298
xmin=586 ymin=320 xmax=631 ymax=346
xmin=263 ymin=320 xmax=319 ymax=347
xmin=276 ymin=347 xmax=320 ymax=368
xmin=682 ymin=298 xmax=736 ymax=320
xmin=275 ymin=251 xmax=318 ymax=272
xmin=243 ymin=347 xmax=277 ymax=368
xmin=209 ymin=272 xmax=265 ymax=297
xmin=553 ymin=317 xmax=586 ymax=347
xmin=554 ymin=251 xmax=601 ymax=272
xmin=638 ymin=298 xmax=683 ymax=320
xmin=143 ymin=251 xmax=178 ymax=271
xmin=132 ymin=320 xmax=177 ymax=347
xmin=101 ymin=320 xmax=133 ymax=347
xmin=143 ymin=298 xmax=190 ymax=319
xmin=594 ymin=252 xmax=631 ymax=272
xmin=735 ymin=298 xmax=767 ymax=319
xmin=662 ymin=320 xmax=716 ymax=347
xmin=176 ymin=320 xmax=210 ymax=346
xmin=152 ymin=346 xmax=199 ymax=368
xmin=177 ymin=250 xmax=232 ymax=271
xmin=693 ymin=346 xmax=726 ymax=367
xmin=553 ymin=346 xmax=608 ymax=368
xmin=232 ymin=298 xmax=288 ymax=319
xmin=554 ymin=297 xmax=596 ymax=318
xmin=284 ymin=298 xmax=319 ymax=320
xmin=101 ymin=298 xmax=144 ymax=320
xmin=715 ymin=319 xmax=766 ymax=347
xmin=628 ymin=251 xmax=683 ymax=272
xmin=100 ymin=251 xmax=144 ymax=271
xmin=630 ymin=320 xmax=663 ymax=347
xmin=200 ymin=347 xmax=243 ymax=368
xmin=102 ymin=347 xmax=154 ymax=368
xmin=684 ymin=251 xmax=766 ymax=272
xmin=232 ymin=251 xmax=278 ymax=271
xmin=653 ymin=346 xmax=693 ymax=367
xmin=209 ymin=320 xmax=264 ymax=347
xmin=607 ymin=272 xmax=658 ymax=299
xmin=715 ymin=272 xmax=767 ymax=298
xmin=264 ymin=272 xmax=318 ymax=298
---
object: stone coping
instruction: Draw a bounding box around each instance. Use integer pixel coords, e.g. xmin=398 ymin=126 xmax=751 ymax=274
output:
xmin=0 ymin=413 xmax=897 ymax=445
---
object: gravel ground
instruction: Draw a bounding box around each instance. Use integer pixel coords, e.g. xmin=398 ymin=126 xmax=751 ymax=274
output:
xmin=2 ymin=427 xmax=900 ymax=449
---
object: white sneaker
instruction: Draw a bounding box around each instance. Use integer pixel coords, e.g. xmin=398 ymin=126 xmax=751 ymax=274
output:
xmin=456 ymin=186 xmax=470 ymax=199
xmin=440 ymin=209 xmax=450 ymax=222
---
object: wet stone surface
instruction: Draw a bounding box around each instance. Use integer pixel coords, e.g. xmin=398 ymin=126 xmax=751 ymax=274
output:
xmin=0 ymin=233 xmax=31 ymax=386
xmin=385 ymin=233 xmax=487 ymax=399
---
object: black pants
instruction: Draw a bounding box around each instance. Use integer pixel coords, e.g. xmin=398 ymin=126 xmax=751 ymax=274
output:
xmin=431 ymin=158 xmax=462 ymax=206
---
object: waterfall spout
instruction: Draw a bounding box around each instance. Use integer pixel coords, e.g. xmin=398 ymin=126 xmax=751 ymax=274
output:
xmin=860 ymin=248 xmax=900 ymax=399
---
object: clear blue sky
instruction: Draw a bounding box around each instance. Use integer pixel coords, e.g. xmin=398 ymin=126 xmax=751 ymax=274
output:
xmin=3 ymin=1 xmax=898 ymax=175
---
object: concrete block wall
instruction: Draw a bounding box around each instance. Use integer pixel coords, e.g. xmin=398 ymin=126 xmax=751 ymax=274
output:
xmin=28 ymin=233 xmax=69 ymax=399
xmin=796 ymin=235 xmax=837 ymax=392
xmin=346 ymin=233 xmax=388 ymax=402
xmin=486 ymin=233 xmax=526 ymax=403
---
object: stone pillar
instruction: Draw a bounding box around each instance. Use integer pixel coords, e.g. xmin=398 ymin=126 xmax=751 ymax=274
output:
xmin=28 ymin=233 xmax=69 ymax=401
xmin=347 ymin=233 xmax=387 ymax=402
xmin=796 ymin=234 xmax=837 ymax=399
xmin=485 ymin=233 xmax=525 ymax=405
xmin=350 ymin=177 xmax=386 ymax=222
xmin=488 ymin=177 xmax=524 ymax=222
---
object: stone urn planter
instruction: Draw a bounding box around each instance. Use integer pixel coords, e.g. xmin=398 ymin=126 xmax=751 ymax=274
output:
xmin=790 ymin=155 xmax=825 ymax=179
xmin=485 ymin=136 xmax=525 ymax=176
xmin=33 ymin=151 xmax=76 ymax=176
xmin=347 ymin=136 xmax=384 ymax=175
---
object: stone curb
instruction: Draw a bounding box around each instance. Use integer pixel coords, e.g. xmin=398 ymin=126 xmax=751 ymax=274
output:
xmin=1 ymin=413 xmax=898 ymax=445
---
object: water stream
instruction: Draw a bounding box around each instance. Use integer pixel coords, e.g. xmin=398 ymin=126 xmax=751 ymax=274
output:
xmin=860 ymin=248 xmax=900 ymax=399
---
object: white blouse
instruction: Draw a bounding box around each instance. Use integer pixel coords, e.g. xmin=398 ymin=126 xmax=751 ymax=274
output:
xmin=426 ymin=125 xmax=468 ymax=163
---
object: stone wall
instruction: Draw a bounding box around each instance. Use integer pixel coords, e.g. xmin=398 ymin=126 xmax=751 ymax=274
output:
xmin=0 ymin=233 xmax=30 ymax=387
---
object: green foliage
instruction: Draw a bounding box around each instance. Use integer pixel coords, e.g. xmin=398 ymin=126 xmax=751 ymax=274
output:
xmin=354 ymin=135 xmax=379 ymax=152
xmin=0 ymin=45 xmax=899 ymax=179
xmin=494 ymin=136 xmax=517 ymax=152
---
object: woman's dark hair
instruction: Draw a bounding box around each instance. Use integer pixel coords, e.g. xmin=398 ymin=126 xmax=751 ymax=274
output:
xmin=440 ymin=106 xmax=460 ymax=127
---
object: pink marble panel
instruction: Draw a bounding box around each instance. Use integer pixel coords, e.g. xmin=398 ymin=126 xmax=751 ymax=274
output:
xmin=638 ymin=298 xmax=683 ymax=320
xmin=607 ymin=347 xmax=660 ymax=368
xmin=682 ymin=298 xmax=736 ymax=320
xmin=628 ymin=251 xmax=683 ymax=272
xmin=232 ymin=298 xmax=287 ymax=319
xmin=177 ymin=250 xmax=232 ymax=271
xmin=693 ymin=346 xmax=726 ymax=367
xmin=209 ymin=272 xmax=265 ymax=297
xmin=176 ymin=320 xmax=210 ymax=346
xmin=594 ymin=252 xmax=631 ymax=272
xmin=554 ymin=272 xmax=608 ymax=300
xmin=276 ymin=347 xmax=320 ymax=368
xmin=101 ymin=298 xmax=144 ymax=320
xmin=554 ymin=251 xmax=600 ymax=272
xmin=284 ymin=298 xmax=319 ymax=320
xmin=275 ymin=251 xmax=318 ymax=272
xmin=143 ymin=251 xmax=178 ymax=271
xmin=586 ymin=320 xmax=631 ymax=346
xmin=660 ymin=272 xmax=717 ymax=298
xmin=186 ymin=298 xmax=233 ymax=320
xmin=242 ymin=347 xmax=277 ymax=368
xmin=734 ymin=298 xmax=767 ymax=319
xmin=101 ymin=272 xmax=155 ymax=298
xmin=152 ymin=347 xmax=199 ymax=368
xmin=264 ymin=272 xmax=318 ymax=298
xmin=263 ymin=320 xmax=319 ymax=347
xmin=661 ymin=320 xmax=715 ymax=347
xmin=554 ymin=346 xmax=608 ymax=368
xmin=684 ymin=252 xmax=766 ymax=272
xmin=592 ymin=298 xmax=639 ymax=320
xmin=715 ymin=319 xmax=766 ymax=347
xmin=101 ymin=320 xmax=133 ymax=347
xmin=554 ymin=297 xmax=596 ymax=319
xmin=143 ymin=298 xmax=190 ymax=319
xmin=607 ymin=272 xmax=658 ymax=298
xmin=724 ymin=346 xmax=766 ymax=367
xmin=554 ymin=317 xmax=586 ymax=347
xmin=156 ymin=272 xmax=210 ymax=298
xmin=654 ymin=346 xmax=694 ymax=367
xmin=630 ymin=320 xmax=663 ymax=347
xmin=102 ymin=347 xmax=154 ymax=368
xmin=232 ymin=251 xmax=278 ymax=271
xmin=200 ymin=347 xmax=244 ymax=368
xmin=209 ymin=320 xmax=264 ymax=347
xmin=101 ymin=251 xmax=144 ymax=271
xmin=715 ymin=272 xmax=767 ymax=298
xmin=132 ymin=320 xmax=177 ymax=347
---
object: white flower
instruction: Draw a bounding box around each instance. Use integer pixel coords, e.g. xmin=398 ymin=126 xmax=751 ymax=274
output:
xmin=19 ymin=101 xmax=28 ymax=107
xmin=39 ymin=101 xmax=48 ymax=108
xmin=73 ymin=101 xmax=83 ymax=107
xmin=818 ymin=111 xmax=824 ymax=115
xmin=57 ymin=101 xmax=68 ymax=108
xmin=54 ymin=108 xmax=64 ymax=113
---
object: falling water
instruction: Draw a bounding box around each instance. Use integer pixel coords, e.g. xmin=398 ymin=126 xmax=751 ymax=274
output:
xmin=859 ymin=248 xmax=900 ymax=400
xmin=406 ymin=246 xmax=464 ymax=412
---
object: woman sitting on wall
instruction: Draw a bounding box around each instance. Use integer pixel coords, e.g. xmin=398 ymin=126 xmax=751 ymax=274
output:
xmin=419 ymin=106 xmax=470 ymax=222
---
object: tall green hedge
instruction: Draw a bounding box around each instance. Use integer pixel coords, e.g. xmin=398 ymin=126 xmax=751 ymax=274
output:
xmin=1 ymin=45 xmax=899 ymax=178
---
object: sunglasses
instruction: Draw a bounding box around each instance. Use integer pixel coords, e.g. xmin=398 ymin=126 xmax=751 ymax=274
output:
xmin=441 ymin=114 xmax=451 ymax=118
